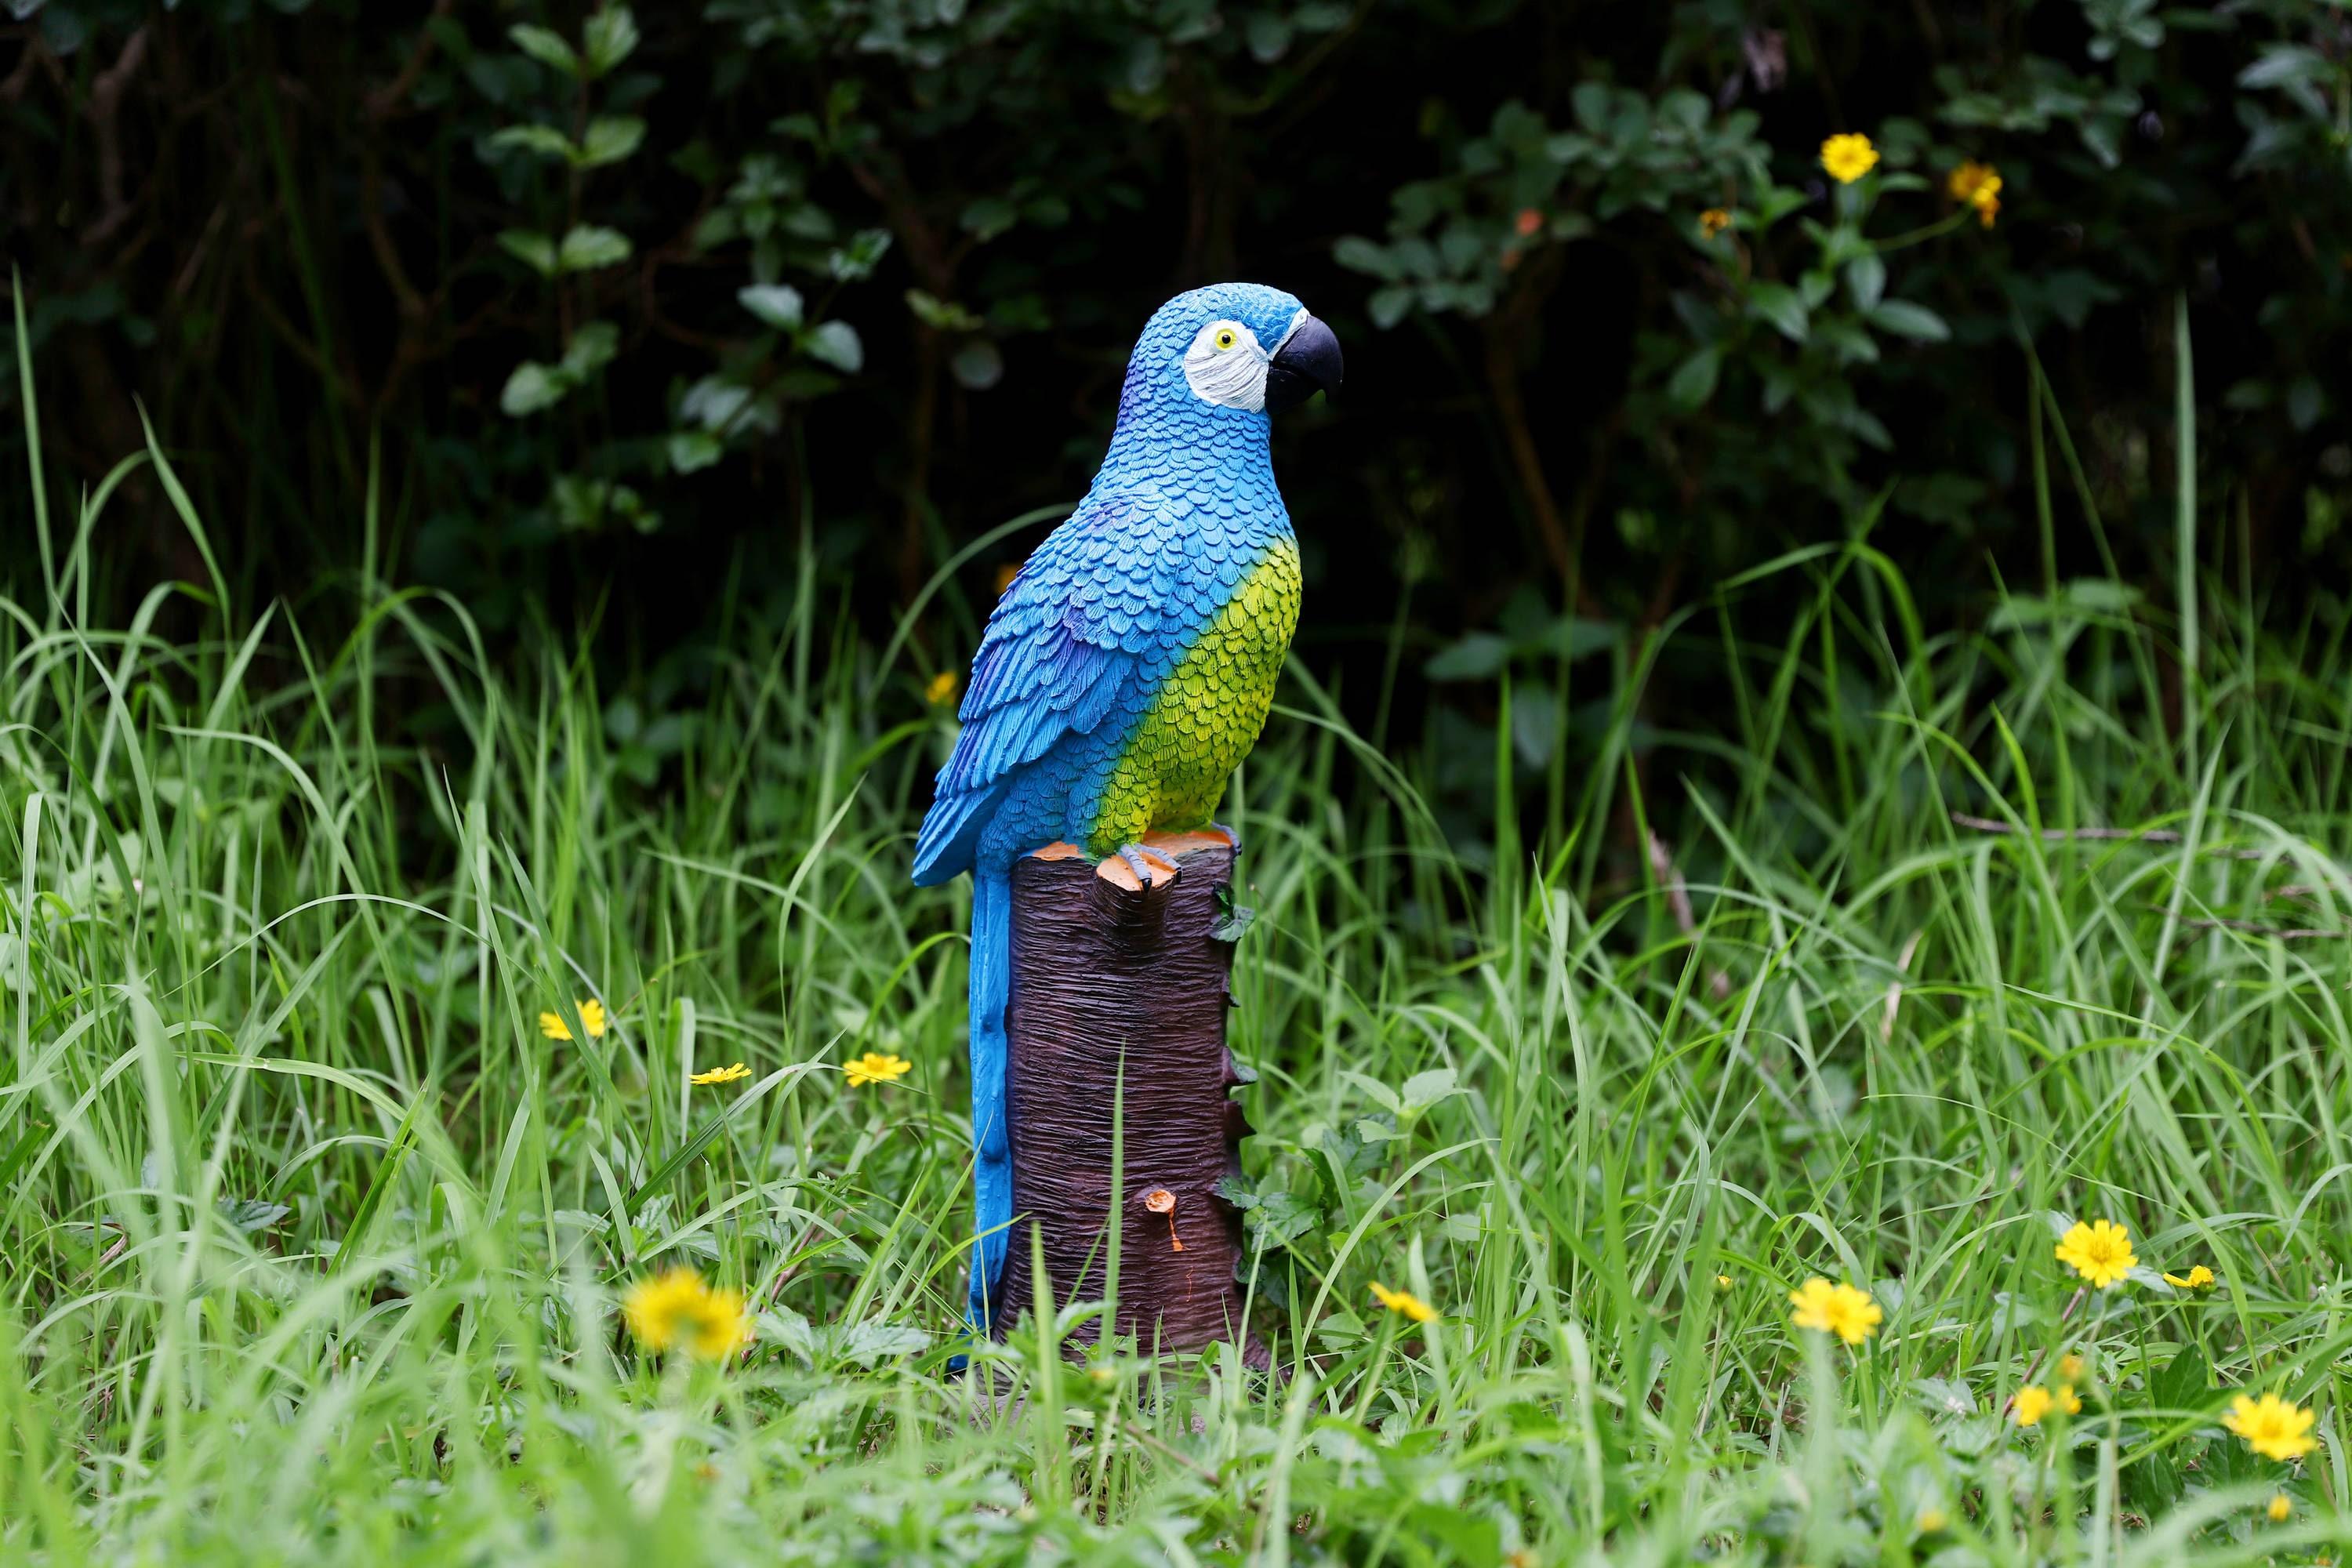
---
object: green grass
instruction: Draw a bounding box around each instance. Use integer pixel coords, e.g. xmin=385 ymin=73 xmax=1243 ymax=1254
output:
xmin=8 ymin=382 xmax=2352 ymax=1563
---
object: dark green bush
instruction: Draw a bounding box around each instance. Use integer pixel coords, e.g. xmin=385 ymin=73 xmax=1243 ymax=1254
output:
xmin=5 ymin=0 xmax=2347 ymax=847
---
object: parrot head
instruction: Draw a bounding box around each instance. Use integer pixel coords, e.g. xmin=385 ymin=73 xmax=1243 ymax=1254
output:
xmin=1118 ymin=282 xmax=1345 ymax=426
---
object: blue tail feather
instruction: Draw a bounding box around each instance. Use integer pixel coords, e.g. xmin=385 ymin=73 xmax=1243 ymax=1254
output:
xmin=966 ymin=865 xmax=1014 ymax=1331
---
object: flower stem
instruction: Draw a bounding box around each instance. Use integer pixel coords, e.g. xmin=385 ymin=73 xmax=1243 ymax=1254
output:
xmin=1872 ymin=209 xmax=1971 ymax=254
xmin=2003 ymin=1286 xmax=2086 ymax=1415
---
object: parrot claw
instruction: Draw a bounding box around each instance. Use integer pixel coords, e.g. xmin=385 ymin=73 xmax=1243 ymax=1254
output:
xmin=1207 ymin=822 xmax=1242 ymax=855
xmin=1102 ymin=842 xmax=1180 ymax=889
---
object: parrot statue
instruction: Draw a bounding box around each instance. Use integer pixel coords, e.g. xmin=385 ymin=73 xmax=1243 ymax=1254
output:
xmin=913 ymin=282 xmax=1343 ymax=1333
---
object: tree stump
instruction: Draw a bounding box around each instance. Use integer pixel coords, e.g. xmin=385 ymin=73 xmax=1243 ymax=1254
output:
xmin=992 ymin=829 xmax=1257 ymax=1358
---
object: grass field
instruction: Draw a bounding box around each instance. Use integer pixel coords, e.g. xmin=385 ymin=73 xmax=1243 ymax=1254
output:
xmin=8 ymin=368 xmax=2352 ymax=1563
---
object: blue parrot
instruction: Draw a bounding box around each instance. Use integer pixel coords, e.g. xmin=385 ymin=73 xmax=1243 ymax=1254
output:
xmin=913 ymin=282 xmax=1342 ymax=1332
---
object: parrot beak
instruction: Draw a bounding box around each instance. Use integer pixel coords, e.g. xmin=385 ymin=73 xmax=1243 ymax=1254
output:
xmin=1264 ymin=313 xmax=1343 ymax=413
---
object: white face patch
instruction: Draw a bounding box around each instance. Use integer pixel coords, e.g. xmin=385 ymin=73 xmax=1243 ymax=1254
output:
xmin=1180 ymin=318 xmax=1273 ymax=410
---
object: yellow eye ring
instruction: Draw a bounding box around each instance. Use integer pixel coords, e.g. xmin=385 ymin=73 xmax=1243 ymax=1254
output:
xmin=1213 ymin=328 xmax=1236 ymax=350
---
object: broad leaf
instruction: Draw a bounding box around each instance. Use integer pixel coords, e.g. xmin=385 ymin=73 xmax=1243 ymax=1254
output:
xmin=738 ymin=284 xmax=805 ymax=331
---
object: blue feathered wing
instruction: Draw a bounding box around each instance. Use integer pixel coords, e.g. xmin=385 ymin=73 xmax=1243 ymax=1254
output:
xmin=914 ymin=496 xmax=1191 ymax=881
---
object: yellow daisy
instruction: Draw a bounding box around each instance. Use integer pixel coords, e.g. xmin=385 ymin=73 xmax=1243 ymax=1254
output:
xmin=2162 ymin=1265 xmax=2216 ymax=1290
xmin=2016 ymin=1383 xmax=2077 ymax=1427
xmin=2225 ymin=1392 xmax=2319 ymax=1463
xmin=1698 ymin=207 xmax=1733 ymax=238
xmin=2270 ymin=1494 xmax=2293 ymax=1523
xmin=2055 ymin=1218 xmax=2136 ymax=1289
xmin=1370 ymin=1281 xmax=1439 ymax=1323
xmin=1788 ymin=1277 xmax=1882 ymax=1345
xmin=1820 ymin=133 xmax=1879 ymax=184
xmin=925 ymin=671 xmax=960 ymax=706
xmin=1947 ymin=160 xmax=2003 ymax=226
xmin=539 ymin=998 xmax=607 ymax=1041
xmin=621 ymin=1268 xmax=753 ymax=1360
xmin=843 ymin=1051 xmax=913 ymax=1087
xmin=690 ymin=1062 xmax=752 ymax=1086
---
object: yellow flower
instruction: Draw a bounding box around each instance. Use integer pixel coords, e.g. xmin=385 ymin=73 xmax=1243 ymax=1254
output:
xmin=690 ymin=1062 xmax=752 ymax=1086
xmin=925 ymin=670 xmax=960 ymax=706
xmin=1370 ymin=1281 xmax=1439 ymax=1323
xmin=1698 ymin=207 xmax=1733 ymax=238
xmin=621 ymin=1268 xmax=753 ymax=1360
xmin=2162 ymin=1265 xmax=2216 ymax=1290
xmin=2055 ymin=1218 xmax=2136 ymax=1289
xmin=1947 ymin=161 xmax=2003 ymax=227
xmin=2225 ymin=1392 xmax=2320 ymax=1462
xmin=843 ymin=1051 xmax=913 ymax=1087
xmin=539 ymin=998 xmax=607 ymax=1041
xmin=1917 ymin=1507 xmax=1948 ymax=1534
xmin=2269 ymin=1494 xmax=2293 ymax=1523
xmin=1788 ymin=1277 xmax=1882 ymax=1345
xmin=2059 ymin=1353 xmax=2085 ymax=1383
xmin=1715 ymin=1273 xmax=1733 ymax=1290
xmin=1820 ymin=133 xmax=1879 ymax=184
xmin=2015 ymin=1383 xmax=2077 ymax=1425
xmin=1947 ymin=160 xmax=1998 ymax=201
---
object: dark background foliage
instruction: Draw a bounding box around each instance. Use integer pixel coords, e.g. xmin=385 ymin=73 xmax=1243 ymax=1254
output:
xmin=5 ymin=0 xmax=2350 ymax=855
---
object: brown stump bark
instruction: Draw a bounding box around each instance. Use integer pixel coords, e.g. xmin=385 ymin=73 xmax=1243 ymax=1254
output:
xmin=993 ymin=830 xmax=1257 ymax=1358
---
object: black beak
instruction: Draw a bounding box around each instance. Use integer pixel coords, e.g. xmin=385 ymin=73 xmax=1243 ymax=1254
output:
xmin=1264 ymin=313 xmax=1342 ymax=413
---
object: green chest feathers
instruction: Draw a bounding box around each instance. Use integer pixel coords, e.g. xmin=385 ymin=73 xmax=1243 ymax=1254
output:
xmin=1089 ymin=540 xmax=1301 ymax=853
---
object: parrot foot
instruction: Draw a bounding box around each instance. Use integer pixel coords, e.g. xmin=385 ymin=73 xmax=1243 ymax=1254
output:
xmin=1207 ymin=822 xmax=1242 ymax=855
xmin=1100 ymin=842 xmax=1180 ymax=891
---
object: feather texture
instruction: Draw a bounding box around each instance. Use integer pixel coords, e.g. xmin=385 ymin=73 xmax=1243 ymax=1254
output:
xmin=915 ymin=283 xmax=1312 ymax=1331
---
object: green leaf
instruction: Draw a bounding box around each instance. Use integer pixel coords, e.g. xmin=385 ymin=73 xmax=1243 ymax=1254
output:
xmin=1845 ymin=251 xmax=1887 ymax=312
xmin=830 ymin=229 xmax=892 ymax=281
xmin=1871 ymin=299 xmax=1951 ymax=342
xmin=950 ymin=339 xmax=1004 ymax=391
xmin=557 ymin=225 xmax=633 ymax=272
xmin=1425 ymin=631 xmax=1510 ymax=681
xmin=1241 ymin=1190 xmax=1322 ymax=1247
xmin=1212 ymin=880 xmax=1255 ymax=943
xmin=508 ymin=24 xmax=579 ymax=76
xmin=668 ymin=430 xmax=724 ymax=473
xmin=488 ymin=124 xmax=577 ymax=163
xmin=217 ymin=1197 xmax=292 ymax=1232
xmin=561 ymin=322 xmax=619 ymax=379
xmin=1334 ymin=235 xmax=1399 ymax=280
xmin=959 ymin=196 xmax=1018 ymax=241
xmin=1666 ymin=346 xmax=1720 ymax=412
xmin=835 ymin=1321 xmax=931 ymax=1368
xmin=904 ymin=289 xmax=984 ymax=332
xmin=1367 ymin=286 xmax=1414 ymax=330
xmin=2239 ymin=44 xmax=2325 ymax=92
xmin=1747 ymin=282 xmax=1809 ymax=343
xmin=1400 ymin=1066 xmax=1462 ymax=1116
xmin=803 ymin=320 xmax=863 ymax=373
xmin=499 ymin=361 xmax=568 ymax=416
xmin=579 ymin=115 xmax=646 ymax=168
xmin=1244 ymin=12 xmax=1291 ymax=60
xmin=738 ymin=284 xmax=805 ymax=331
xmin=582 ymin=7 xmax=640 ymax=76
xmin=496 ymin=229 xmax=558 ymax=277
xmin=2146 ymin=1344 xmax=2211 ymax=1415
xmin=1338 ymin=1069 xmax=1404 ymax=1117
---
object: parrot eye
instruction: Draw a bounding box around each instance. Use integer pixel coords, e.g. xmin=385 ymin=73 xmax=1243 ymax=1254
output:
xmin=1179 ymin=318 xmax=1270 ymax=408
